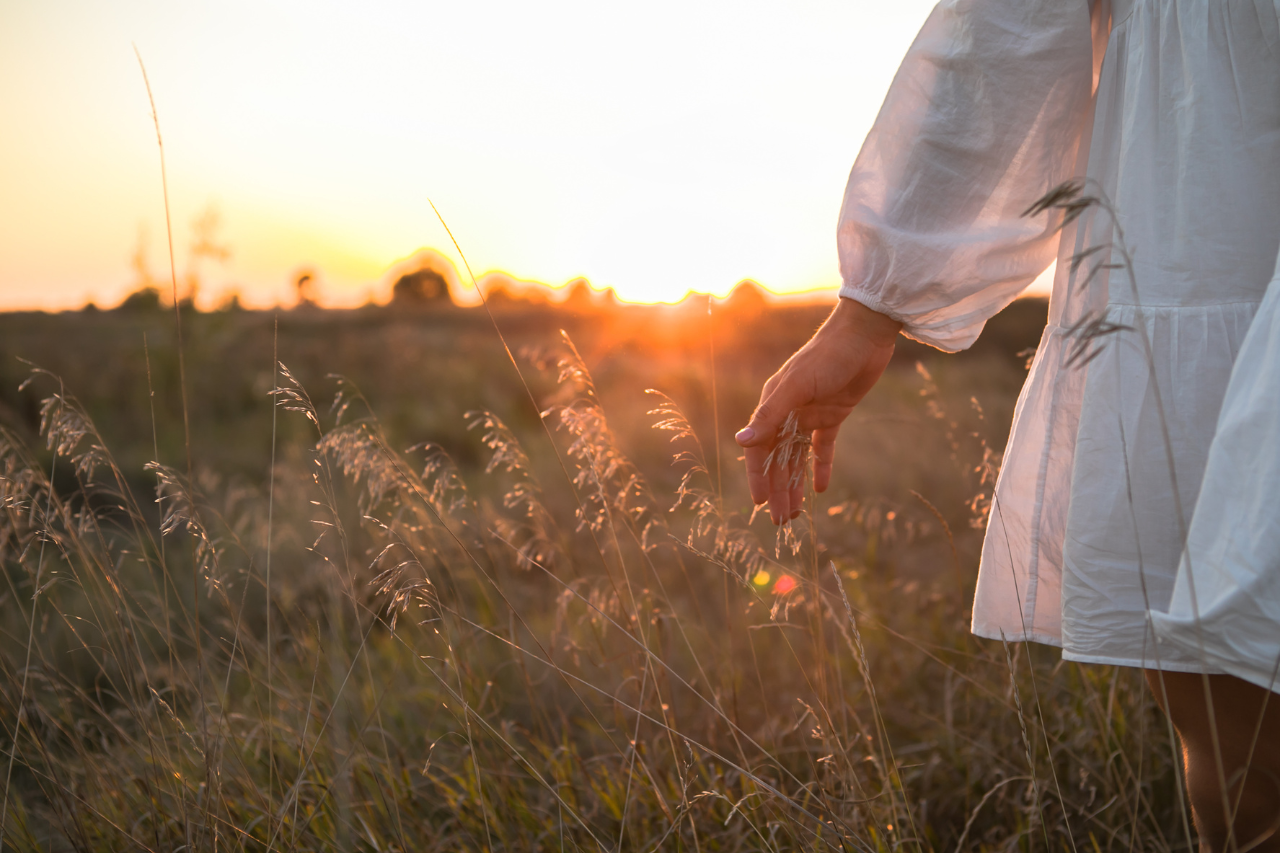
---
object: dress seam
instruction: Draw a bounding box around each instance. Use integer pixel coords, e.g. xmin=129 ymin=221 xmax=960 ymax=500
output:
xmin=1096 ymin=300 xmax=1264 ymax=309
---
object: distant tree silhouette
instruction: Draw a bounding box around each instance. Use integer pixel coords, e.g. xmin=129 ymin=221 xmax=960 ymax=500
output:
xmin=185 ymin=203 xmax=232 ymax=308
xmin=116 ymin=286 xmax=163 ymax=313
xmin=562 ymin=279 xmax=594 ymax=311
xmin=480 ymin=273 xmax=550 ymax=306
xmin=128 ymin=225 xmax=161 ymax=296
xmin=294 ymin=271 xmax=318 ymax=308
xmin=392 ymin=268 xmax=451 ymax=305
xmin=485 ymin=284 xmax=552 ymax=307
xmin=723 ymin=280 xmax=768 ymax=317
xmin=484 ymin=283 xmax=517 ymax=305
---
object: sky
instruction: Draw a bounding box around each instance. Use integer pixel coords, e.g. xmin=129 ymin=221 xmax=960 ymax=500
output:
xmin=0 ymin=0 xmax=1050 ymax=310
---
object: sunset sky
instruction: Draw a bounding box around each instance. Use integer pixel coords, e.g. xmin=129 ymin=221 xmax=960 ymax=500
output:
xmin=1 ymin=0 xmax=1050 ymax=310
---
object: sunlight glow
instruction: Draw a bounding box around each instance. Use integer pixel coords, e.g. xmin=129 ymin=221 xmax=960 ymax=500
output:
xmin=1 ymin=0 xmax=965 ymax=311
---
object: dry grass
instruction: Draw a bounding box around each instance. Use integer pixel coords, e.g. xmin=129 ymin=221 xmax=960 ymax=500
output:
xmin=0 ymin=300 xmax=1188 ymax=851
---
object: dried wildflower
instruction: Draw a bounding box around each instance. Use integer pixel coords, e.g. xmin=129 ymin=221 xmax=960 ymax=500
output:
xmin=1062 ymin=310 xmax=1134 ymax=369
xmin=318 ymin=423 xmax=414 ymax=516
xmin=147 ymin=462 xmax=225 ymax=592
xmin=35 ymin=391 xmax=109 ymax=482
xmin=271 ymin=362 xmax=321 ymax=430
xmin=761 ymin=410 xmax=810 ymax=491
xmin=545 ymin=338 xmax=665 ymax=549
xmin=648 ymin=391 xmax=773 ymax=582
xmin=368 ymin=536 xmax=437 ymax=631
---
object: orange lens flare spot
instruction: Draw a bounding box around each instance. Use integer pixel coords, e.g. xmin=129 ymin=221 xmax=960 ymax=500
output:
xmin=773 ymin=574 xmax=797 ymax=595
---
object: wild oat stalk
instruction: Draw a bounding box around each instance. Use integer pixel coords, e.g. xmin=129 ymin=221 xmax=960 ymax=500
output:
xmin=762 ymin=410 xmax=810 ymax=491
xmin=649 ymin=390 xmax=771 ymax=583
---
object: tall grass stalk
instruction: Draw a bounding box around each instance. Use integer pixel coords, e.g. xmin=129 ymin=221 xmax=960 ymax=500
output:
xmin=0 ymin=196 xmax=1197 ymax=851
xmin=133 ymin=48 xmax=192 ymax=477
xmin=265 ymin=316 xmax=279 ymax=840
xmin=0 ymin=427 xmax=55 ymax=853
xmin=134 ymin=55 xmax=208 ymax=842
xmin=0 ymin=338 xmax=1191 ymax=849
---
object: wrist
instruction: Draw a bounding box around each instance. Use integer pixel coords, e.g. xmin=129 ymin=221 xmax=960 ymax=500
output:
xmin=830 ymin=296 xmax=903 ymax=346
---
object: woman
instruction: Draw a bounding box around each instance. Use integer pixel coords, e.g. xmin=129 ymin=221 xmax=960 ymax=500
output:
xmin=735 ymin=0 xmax=1280 ymax=847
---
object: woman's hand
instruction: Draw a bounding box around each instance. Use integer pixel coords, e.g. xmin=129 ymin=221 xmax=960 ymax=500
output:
xmin=735 ymin=297 xmax=902 ymax=524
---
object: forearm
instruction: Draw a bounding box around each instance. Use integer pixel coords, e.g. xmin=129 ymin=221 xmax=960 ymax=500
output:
xmin=825 ymin=296 xmax=903 ymax=348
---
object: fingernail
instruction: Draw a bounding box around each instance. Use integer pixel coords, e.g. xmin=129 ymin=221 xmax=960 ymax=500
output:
xmin=735 ymin=427 xmax=754 ymax=443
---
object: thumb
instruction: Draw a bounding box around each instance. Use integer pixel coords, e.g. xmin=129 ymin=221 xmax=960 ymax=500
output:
xmin=736 ymin=384 xmax=807 ymax=447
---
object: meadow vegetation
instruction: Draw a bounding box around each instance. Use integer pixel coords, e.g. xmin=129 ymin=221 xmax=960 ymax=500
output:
xmin=0 ymin=294 xmax=1192 ymax=851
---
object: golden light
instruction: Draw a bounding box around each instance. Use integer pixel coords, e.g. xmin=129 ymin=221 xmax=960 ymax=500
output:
xmin=0 ymin=1 xmax=954 ymax=311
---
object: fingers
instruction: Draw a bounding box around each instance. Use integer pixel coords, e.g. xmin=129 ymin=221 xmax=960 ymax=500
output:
xmin=812 ymin=426 xmax=839 ymax=493
xmin=744 ymin=444 xmax=771 ymax=508
xmin=747 ymin=415 xmax=842 ymax=513
xmin=749 ymin=443 xmax=806 ymax=524
xmin=735 ymin=380 xmax=809 ymax=449
xmin=765 ymin=457 xmax=801 ymax=524
xmin=767 ymin=454 xmax=791 ymax=524
xmin=788 ymin=475 xmax=803 ymax=520
xmin=738 ymin=365 xmax=810 ymax=523
xmin=739 ymin=372 xmax=803 ymax=519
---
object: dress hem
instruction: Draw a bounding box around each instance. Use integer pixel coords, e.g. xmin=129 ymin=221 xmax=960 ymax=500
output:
xmin=1060 ymin=650 xmax=1225 ymax=674
xmin=971 ymin=626 xmax=1063 ymax=648
xmin=971 ymin=627 xmax=1226 ymax=673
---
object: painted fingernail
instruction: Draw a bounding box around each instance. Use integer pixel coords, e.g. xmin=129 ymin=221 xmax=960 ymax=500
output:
xmin=735 ymin=427 xmax=754 ymax=443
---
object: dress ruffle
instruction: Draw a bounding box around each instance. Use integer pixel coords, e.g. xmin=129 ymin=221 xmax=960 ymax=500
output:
xmin=970 ymin=0 xmax=1280 ymax=672
xmin=1151 ymin=260 xmax=1280 ymax=690
xmin=976 ymin=302 xmax=1262 ymax=673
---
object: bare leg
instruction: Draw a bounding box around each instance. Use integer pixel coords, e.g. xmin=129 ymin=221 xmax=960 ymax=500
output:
xmin=1146 ymin=670 xmax=1280 ymax=852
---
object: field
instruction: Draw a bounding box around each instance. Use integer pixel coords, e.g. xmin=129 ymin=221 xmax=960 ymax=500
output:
xmin=0 ymin=294 xmax=1191 ymax=851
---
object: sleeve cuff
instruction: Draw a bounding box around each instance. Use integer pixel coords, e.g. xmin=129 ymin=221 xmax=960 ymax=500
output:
xmin=837 ymin=285 xmax=909 ymax=327
xmin=838 ymin=283 xmax=987 ymax=354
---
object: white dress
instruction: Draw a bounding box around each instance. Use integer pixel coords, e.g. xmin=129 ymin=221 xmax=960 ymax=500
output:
xmin=838 ymin=0 xmax=1280 ymax=685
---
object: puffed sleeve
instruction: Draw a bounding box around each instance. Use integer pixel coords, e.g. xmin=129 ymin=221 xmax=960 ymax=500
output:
xmin=839 ymin=0 xmax=1105 ymax=352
